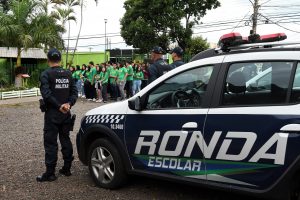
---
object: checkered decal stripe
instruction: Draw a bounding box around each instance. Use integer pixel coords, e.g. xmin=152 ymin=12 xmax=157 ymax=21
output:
xmin=85 ymin=115 xmax=125 ymax=124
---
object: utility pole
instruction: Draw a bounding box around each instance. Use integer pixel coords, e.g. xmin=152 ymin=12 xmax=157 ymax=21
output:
xmin=104 ymin=19 xmax=107 ymax=63
xmin=252 ymin=0 xmax=260 ymax=34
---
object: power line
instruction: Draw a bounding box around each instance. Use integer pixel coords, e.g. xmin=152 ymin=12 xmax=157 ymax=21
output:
xmin=65 ymin=32 xmax=122 ymax=39
xmin=62 ymin=34 xmax=121 ymax=40
xmin=260 ymin=14 xmax=300 ymax=34
xmin=74 ymin=41 xmax=126 ymax=48
xmin=232 ymin=11 xmax=251 ymax=32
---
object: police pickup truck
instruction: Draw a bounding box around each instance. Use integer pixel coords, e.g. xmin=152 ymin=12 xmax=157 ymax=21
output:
xmin=77 ymin=32 xmax=300 ymax=200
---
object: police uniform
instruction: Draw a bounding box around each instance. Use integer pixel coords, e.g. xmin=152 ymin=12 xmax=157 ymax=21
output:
xmin=37 ymin=49 xmax=78 ymax=182
xmin=170 ymin=47 xmax=185 ymax=69
xmin=148 ymin=46 xmax=172 ymax=83
xmin=170 ymin=60 xmax=185 ymax=69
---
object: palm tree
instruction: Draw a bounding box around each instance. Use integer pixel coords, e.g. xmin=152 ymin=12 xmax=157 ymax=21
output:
xmin=52 ymin=0 xmax=79 ymax=65
xmin=0 ymin=0 xmax=65 ymax=86
xmin=0 ymin=0 xmax=10 ymax=13
xmin=71 ymin=0 xmax=84 ymax=64
xmin=51 ymin=7 xmax=76 ymax=66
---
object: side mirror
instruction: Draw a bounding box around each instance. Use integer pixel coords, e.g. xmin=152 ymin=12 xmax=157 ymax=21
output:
xmin=128 ymin=96 xmax=143 ymax=111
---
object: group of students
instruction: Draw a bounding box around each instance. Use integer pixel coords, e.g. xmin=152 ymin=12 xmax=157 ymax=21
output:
xmin=69 ymin=61 xmax=149 ymax=103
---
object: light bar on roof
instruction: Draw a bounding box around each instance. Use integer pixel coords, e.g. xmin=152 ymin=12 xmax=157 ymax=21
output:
xmin=218 ymin=33 xmax=243 ymax=49
xmin=260 ymin=33 xmax=287 ymax=43
xmin=218 ymin=32 xmax=287 ymax=51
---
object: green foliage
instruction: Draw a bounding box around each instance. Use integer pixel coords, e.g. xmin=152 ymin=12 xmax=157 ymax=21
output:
xmin=0 ymin=0 xmax=10 ymax=13
xmin=0 ymin=65 xmax=9 ymax=88
xmin=186 ymin=36 xmax=210 ymax=56
xmin=0 ymin=0 xmax=65 ymax=50
xmin=121 ymin=0 xmax=220 ymax=53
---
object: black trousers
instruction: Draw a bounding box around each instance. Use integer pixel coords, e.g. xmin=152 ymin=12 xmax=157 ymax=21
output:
xmin=102 ymin=83 xmax=108 ymax=101
xmin=84 ymin=81 xmax=91 ymax=99
xmin=141 ymin=80 xmax=148 ymax=89
xmin=44 ymin=110 xmax=73 ymax=174
xmin=125 ymin=80 xmax=133 ymax=98
xmin=110 ymin=83 xmax=118 ymax=100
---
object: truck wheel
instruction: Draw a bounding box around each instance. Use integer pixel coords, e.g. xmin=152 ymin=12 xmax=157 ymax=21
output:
xmin=290 ymin=177 xmax=300 ymax=200
xmin=88 ymin=138 xmax=127 ymax=189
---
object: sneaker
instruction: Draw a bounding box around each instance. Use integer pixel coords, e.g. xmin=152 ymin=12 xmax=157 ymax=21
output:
xmin=92 ymin=98 xmax=96 ymax=102
xmin=82 ymin=95 xmax=86 ymax=98
xmin=59 ymin=168 xmax=72 ymax=177
xmin=96 ymin=99 xmax=103 ymax=103
xmin=36 ymin=173 xmax=57 ymax=182
xmin=87 ymin=99 xmax=93 ymax=101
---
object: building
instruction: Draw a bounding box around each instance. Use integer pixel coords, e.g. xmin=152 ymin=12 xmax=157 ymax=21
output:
xmin=62 ymin=51 xmax=108 ymax=67
xmin=0 ymin=47 xmax=47 ymax=86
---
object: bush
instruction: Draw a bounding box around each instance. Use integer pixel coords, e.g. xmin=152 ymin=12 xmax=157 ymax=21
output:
xmin=0 ymin=65 xmax=10 ymax=88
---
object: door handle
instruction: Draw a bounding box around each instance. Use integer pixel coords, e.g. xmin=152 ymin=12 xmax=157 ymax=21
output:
xmin=182 ymin=122 xmax=198 ymax=130
xmin=280 ymin=124 xmax=300 ymax=132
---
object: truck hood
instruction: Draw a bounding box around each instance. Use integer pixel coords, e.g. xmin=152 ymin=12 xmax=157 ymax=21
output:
xmin=85 ymin=100 xmax=129 ymax=116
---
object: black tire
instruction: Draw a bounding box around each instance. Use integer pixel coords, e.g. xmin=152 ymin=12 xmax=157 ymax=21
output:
xmin=290 ymin=176 xmax=300 ymax=200
xmin=88 ymin=138 xmax=127 ymax=189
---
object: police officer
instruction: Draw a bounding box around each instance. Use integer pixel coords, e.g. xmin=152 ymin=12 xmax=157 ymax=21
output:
xmin=170 ymin=47 xmax=185 ymax=69
xmin=148 ymin=46 xmax=172 ymax=83
xmin=37 ymin=48 xmax=78 ymax=182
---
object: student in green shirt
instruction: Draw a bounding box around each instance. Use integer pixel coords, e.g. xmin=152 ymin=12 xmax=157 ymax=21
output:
xmin=84 ymin=66 xmax=92 ymax=100
xmin=109 ymin=63 xmax=118 ymax=100
xmin=80 ymin=64 xmax=87 ymax=98
xmin=99 ymin=66 xmax=109 ymax=103
xmin=88 ymin=61 xmax=97 ymax=101
xmin=125 ymin=61 xmax=134 ymax=98
xmin=133 ymin=64 xmax=144 ymax=95
xmin=117 ymin=63 xmax=128 ymax=100
xmin=74 ymin=65 xmax=82 ymax=97
xmin=94 ymin=65 xmax=102 ymax=103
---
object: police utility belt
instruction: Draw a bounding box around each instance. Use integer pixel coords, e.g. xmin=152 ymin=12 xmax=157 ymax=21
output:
xmin=39 ymin=99 xmax=76 ymax=131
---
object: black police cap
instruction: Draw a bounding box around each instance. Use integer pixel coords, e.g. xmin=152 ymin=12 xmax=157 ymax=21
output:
xmin=151 ymin=46 xmax=165 ymax=54
xmin=171 ymin=47 xmax=184 ymax=56
xmin=47 ymin=48 xmax=61 ymax=62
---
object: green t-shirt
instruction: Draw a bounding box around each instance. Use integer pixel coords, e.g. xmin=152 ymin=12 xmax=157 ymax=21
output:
xmin=100 ymin=71 xmax=109 ymax=84
xmin=72 ymin=72 xmax=76 ymax=79
xmin=126 ymin=65 xmax=134 ymax=81
xmin=107 ymin=65 xmax=113 ymax=74
xmin=87 ymin=71 xmax=94 ymax=83
xmin=73 ymin=70 xmax=81 ymax=80
xmin=90 ymin=67 xmax=97 ymax=83
xmin=109 ymin=68 xmax=118 ymax=84
xmin=85 ymin=71 xmax=90 ymax=82
xmin=134 ymin=71 xmax=144 ymax=80
xmin=118 ymin=67 xmax=128 ymax=81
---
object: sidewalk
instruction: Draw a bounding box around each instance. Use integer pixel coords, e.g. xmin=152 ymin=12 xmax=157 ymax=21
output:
xmin=0 ymin=96 xmax=40 ymax=105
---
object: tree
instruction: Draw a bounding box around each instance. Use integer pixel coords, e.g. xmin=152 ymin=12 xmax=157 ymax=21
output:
xmin=186 ymin=36 xmax=210 ymax=56
xmin=121 ymin=0 xmax=220 ymax=53
xmin=0 ymin=0 xmax=10 ymax=12
xmin=52 ymin=0 xmax=79 ymax=65
xmin=71 ymin=0 xmax=84 ymax=64
xmin=0 ymin=0 xmax=65 ymax=86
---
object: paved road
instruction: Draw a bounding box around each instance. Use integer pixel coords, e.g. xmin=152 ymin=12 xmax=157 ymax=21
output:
xmin=0 ymin=99 xmax=259 ymax=200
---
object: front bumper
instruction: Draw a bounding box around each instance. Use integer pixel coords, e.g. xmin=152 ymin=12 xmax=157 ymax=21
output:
xmin=76 ymin=128 xmax=86 ymax=164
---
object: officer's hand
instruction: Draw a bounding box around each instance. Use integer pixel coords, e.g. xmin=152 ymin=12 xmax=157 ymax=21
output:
xmin=59 ymin=105 xmax=68 ymax=114
xmin=64 ymin=103 xmax=71 ymax=110
xmin=59 ymin=103 xmax=70 ymax=114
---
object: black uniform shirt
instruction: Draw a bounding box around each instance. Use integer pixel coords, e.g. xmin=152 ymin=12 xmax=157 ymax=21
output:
xmin=148 ymin=58 xmax=172 ymax=83
xmin=40 ymin=67 xmax=78 ymax=110
xmin=170 ymin=60 xmax=185 ymax=69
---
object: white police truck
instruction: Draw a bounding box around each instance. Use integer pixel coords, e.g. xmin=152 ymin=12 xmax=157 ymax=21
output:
xmin=77 ymin=32 xmax=300 ymax=200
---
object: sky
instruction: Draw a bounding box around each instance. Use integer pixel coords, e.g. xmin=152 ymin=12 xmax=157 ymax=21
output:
xmin=64 ymin=0 xmax=300 ymax=52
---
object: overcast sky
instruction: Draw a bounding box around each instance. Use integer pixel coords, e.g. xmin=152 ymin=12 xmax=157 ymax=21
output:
xmin=64 ymin=0 xmax=300 ymax=52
